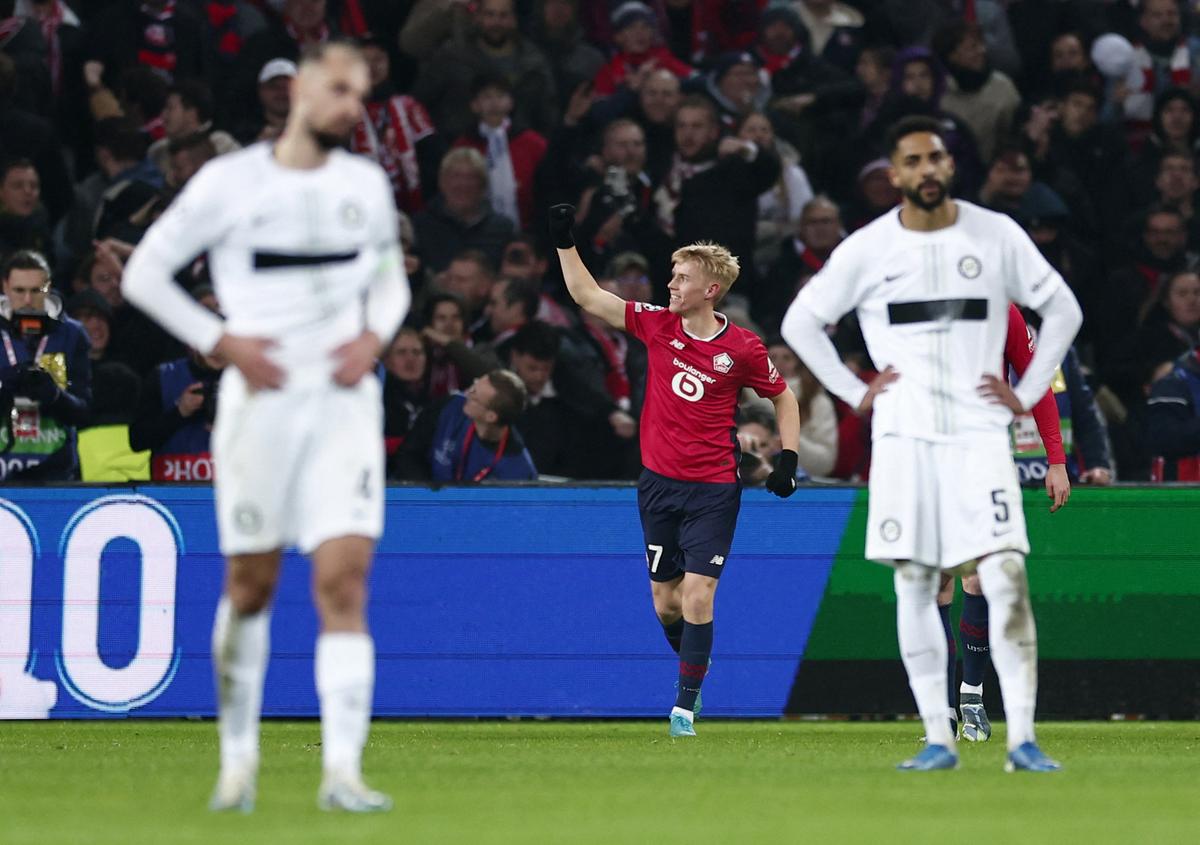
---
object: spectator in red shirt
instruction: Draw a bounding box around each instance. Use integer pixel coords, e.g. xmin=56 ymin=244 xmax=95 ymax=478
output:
xmin=452 ymin=73 xmax=548 ymax=230
xmin=592 ymin=2 xmax=695 ymax=97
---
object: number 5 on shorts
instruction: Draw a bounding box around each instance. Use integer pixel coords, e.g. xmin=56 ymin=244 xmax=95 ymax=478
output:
xmin=991 ymin=489 xmax=1010 ymax=524
xmin=646 ymin=544 xmax=663 ymax=573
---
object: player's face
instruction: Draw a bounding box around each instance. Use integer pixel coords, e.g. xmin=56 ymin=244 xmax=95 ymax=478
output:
xmin=3 ymin=268 xmax=49 ymax=312
xmin=431 ymin=301 xmax=465 ymax=339
xmin=889 ymin=132 xmax=955 ymax=212
xmin=510 ymin=350 xmax=554 ymax=396
xmin=294 ymin=47 xmax=370 ymax=150
xmin=1166 ymin=271 xmax=1200 ymax=327
xmin=667 ymin=260 xmax=720 ymax=314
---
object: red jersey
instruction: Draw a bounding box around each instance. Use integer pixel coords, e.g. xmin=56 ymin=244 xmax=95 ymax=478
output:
xmin=625 ymin=301 xmax=785 ymax=482
xmin=1004 ymin=304 xmax=1066 ymax=465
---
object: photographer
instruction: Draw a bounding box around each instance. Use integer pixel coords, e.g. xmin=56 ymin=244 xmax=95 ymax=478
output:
xmin=0 ymin=251 xmax=93 ymax=480
xmin=128 ymin=289 xmax=224 ymax=482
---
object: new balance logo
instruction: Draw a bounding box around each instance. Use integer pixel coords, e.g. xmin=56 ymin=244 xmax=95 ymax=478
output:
xmin=709 ymin=555 xmax=725 ymax=566
xmin=670 ymin=338 xmax=686 ymax=350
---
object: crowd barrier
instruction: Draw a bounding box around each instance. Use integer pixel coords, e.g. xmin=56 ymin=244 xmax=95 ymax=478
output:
xmin=1 ymin=485 xmax=1196 ymax=719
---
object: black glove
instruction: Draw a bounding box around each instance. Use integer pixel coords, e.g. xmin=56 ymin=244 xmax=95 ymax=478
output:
xmin=765 ymin=449 xmax=798 ymax=498
xmin=548 ymin=203 xmax=577 ymax=249
xmin=13 ymin=365 xmax=60 ymax=405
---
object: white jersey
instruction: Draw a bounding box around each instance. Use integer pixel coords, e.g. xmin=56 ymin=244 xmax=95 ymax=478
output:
xmin=123 ymin=143 xmax=409 ymax=387
xmin=795 ymin=201 xmax=1066 ymax=445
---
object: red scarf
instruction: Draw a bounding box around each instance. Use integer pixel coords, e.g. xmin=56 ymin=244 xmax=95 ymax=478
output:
xmin=137 ymin=1 xmax=178 ymax=75
xmin=583 ymin=321 xmax=632 ymax=404
xmin=351 ymin=95 xmax=435 ymax=213
xmin=34 ymin=1 xmax=65 ymax=95
xmin=206 ymin=2 xmax=241 ymax=59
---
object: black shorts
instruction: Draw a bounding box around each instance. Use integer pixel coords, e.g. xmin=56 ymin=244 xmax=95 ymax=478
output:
xmin=637 ymin=468 xmax=742 ymax=581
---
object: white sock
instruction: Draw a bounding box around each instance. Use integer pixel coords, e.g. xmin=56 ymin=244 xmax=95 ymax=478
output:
xmin=977 ymin=553 xmax=1038 ymax=750
xmin=212 ymin=596 xmax=271 ymax=772
xmin=315 ymin=632 xmax=375 ymax=776
xmin=671 ymin=706 xmax=694 ymax=721
xmin=960 ymin=682 xmax=983 ymax=696
xmin=893 ymin=563 xmax=955 ymax=748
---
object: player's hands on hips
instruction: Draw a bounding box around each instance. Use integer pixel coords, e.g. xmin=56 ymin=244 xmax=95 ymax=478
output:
xmin=765 ymin=450 xmax=799 ymax=498
xmin=977 ymin=373 xmax=1024 ymax=413
xmin=1079 ymin=467 xmax=1113 ymax=485
xmin=332 ymin=331 xmax=383 ymax=387
xmin=1045 ymin=463 xmax=1071 ymax=513
xmin=856 ymin=365 xmax=898 ymax=415
xmin=548 ymin=204 xmax=577 ymax=249
xmin=212 ymin=335 xmax=285 ymax=390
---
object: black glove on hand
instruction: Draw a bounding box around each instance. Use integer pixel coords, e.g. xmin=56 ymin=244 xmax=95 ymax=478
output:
xmin=14 ymin=365 xmax=60 ymax=405
xmin=765 ymin=449 xmax=799 ymax=498
xmin=548 ymin=203 xmax=577 ymax=249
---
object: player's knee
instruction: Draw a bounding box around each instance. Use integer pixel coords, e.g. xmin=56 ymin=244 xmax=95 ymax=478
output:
xmin=227 ymin=578 xmax=273 ymax=615
xmin=961 ymin=572 xmax=983 ymax=595
xmin=680 ymin=580 xmax=716 ymax=620
xmin=893 ymin=562 xmax=938 ymax=603
xmin=653 ymin=597 xmax=682 ymax=624
xmin=316 ymin=569 xmax=367 ymax=616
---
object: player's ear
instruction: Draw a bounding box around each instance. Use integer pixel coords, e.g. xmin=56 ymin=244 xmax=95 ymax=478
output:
xmin=888 ymin=164 xmax=900 ymax=189
xmin=484 ymin=408 xmax=499 ymax=426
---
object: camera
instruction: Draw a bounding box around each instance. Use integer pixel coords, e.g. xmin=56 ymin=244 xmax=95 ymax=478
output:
xmin=199 ymin=378 xmax=219 ymax=425
xmin=601 ymin=166 xmax=638 ymax=219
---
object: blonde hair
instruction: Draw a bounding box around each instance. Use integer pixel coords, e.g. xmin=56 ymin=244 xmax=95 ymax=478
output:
xmin=439 ymin=147 xmax=489 ymax=186
xmin=671 ymin=242 xmax=740 ymax=296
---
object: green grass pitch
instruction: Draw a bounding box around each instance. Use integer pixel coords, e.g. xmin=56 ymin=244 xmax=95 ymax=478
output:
xmin=2 ymin=721 xmax=1197 ymax=844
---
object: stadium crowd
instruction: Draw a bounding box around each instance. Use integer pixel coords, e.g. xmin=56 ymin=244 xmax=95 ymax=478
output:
xmin=1 ymin=0 xmax=1200 ymax=484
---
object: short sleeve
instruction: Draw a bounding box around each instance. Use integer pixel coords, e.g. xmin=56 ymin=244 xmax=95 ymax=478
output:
xmin=743 ymin=336 xmax=787 ymax=398
xmin=794 ymin=236 xmax=863 ymax=324
xmin=1000 ymin=216 xmax=1065 ymax=310
xmin=624 ymin=300 xmax=671 ymax=343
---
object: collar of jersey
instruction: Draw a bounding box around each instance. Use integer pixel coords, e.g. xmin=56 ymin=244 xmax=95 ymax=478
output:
xmin=681 ymin=312 xmax=729 ymax=342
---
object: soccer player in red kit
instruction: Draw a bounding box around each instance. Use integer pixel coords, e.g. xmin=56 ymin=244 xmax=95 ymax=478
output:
xmin=938 ymin=303 xmax=1070 ymax=741
xmin=549 ymin=203 xmax=801 ymax=737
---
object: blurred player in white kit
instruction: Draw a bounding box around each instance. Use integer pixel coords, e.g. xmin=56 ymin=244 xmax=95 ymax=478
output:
xmin=783 ymin=116 xmax=1082 ymax=773
xmin=122 ymin=41 xmax=410 ymax=812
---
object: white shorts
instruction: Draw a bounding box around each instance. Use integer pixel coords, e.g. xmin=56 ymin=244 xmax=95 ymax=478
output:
xmin=865 ymin=435 xmax=1029 ymax=569
xmin=212 ymin=370 xmax=385 ymax=556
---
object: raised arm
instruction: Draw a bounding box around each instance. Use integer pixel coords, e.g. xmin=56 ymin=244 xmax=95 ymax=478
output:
xmin=548 ymin=204 xmax=628 ymax=331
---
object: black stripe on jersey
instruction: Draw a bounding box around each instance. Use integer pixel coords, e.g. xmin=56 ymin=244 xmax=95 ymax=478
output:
xmin=253 ymin=250 xmax=360 ymax=269
xmin=887 ymin=298 xmax=988 ymax=325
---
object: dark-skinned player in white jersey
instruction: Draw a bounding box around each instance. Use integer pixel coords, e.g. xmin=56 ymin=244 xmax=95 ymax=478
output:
xmin=550 ymin=204 xmax=801 ymax=737
xmin=783 ymin=116 xmax=1082 ymax=772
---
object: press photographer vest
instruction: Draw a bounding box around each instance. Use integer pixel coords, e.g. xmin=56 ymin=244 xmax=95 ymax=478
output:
xmin=0 ymin=322 xmax=81 ymax=480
